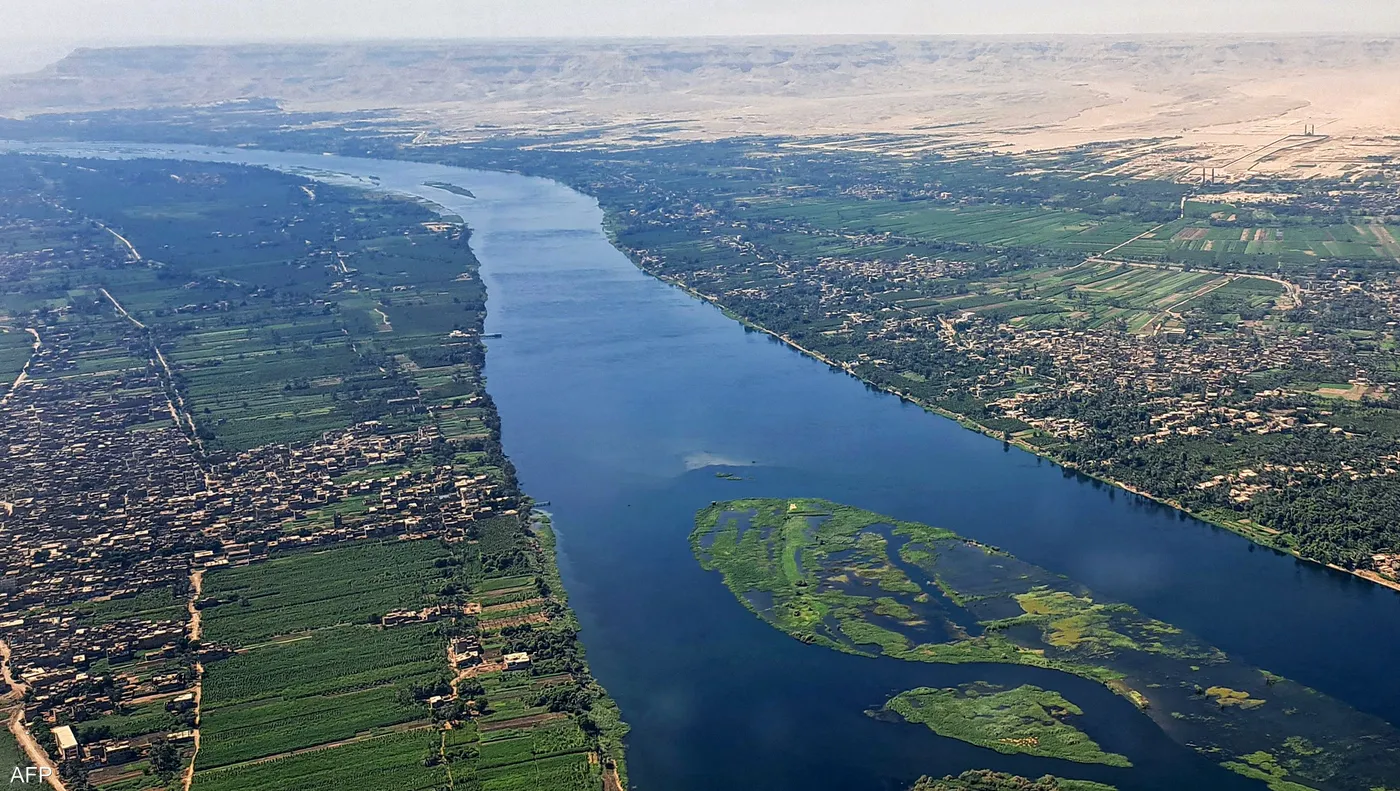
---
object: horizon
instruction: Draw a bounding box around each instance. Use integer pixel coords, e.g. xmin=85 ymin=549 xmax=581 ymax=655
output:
xmin=7 ymin=28 xmax=1400 ymax=76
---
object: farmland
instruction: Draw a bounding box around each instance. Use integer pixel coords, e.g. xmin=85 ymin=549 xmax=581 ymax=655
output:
xmin=740 ymin=198 xmax=1153 ymax=255
xmin=881 ymin=260 xmax=1286 ymax=333
xmin=693 ymin=498 xmax=1400 ymax=791
xmin=26 ymin=158 xmax=494 ymax=454
xmin=0 ymin=325 xmax=34 ymax=392
xmin=0 ymin=156 xmax=624 ymax=791
xmin=191 ymin=523 xmax=620 ymax=791
xmin=198 ymin=540 xmax=451 ymax=644
xmin=1109 ymin=201 xmax=1400 ymax=270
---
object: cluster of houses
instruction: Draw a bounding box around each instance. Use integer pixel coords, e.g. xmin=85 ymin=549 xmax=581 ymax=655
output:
xmin=0 ymin=313 xmax=519 ymax=775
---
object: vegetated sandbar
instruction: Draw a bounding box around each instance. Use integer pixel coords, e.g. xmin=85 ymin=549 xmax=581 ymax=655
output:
xmin=692 ymin=498 xmax=1400 ymax=791
xmin=878 ymin=682 xmax=1132 ymax=767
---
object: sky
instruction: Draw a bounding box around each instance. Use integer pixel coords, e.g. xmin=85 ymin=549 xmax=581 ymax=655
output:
xmin=3 ymin=0 xmax=1399 ymax=71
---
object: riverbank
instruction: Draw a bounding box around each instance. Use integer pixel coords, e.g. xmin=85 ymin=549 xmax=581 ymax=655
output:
xmin=603 ymin=225 xmax=1400 ymax=598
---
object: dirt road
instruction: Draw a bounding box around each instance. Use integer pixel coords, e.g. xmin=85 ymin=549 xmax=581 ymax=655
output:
xmin=0 ymin=327 xmax=41 ymax=407
xmin=98 ymin=222 xmax=142 ymax=262
xmin=181 ymin=568 xmax=206 ymax=791
xmin=6 ymin=710 xmax=67 ymax=791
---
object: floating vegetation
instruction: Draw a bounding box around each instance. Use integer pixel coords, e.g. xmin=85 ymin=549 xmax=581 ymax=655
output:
xmin=692 ymin=498 xmax=1400 ymax=791
xmin=910 ymin=770 xmax=1117 ymax=791
xmin=1205 ymin=686 xmax=1267 ymax=710
xmin=879 ymin=683 xmax=1131 ymax=767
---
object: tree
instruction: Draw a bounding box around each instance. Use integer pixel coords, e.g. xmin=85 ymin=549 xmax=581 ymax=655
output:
xmin=149 ymin=738 xmax=181 ymax=783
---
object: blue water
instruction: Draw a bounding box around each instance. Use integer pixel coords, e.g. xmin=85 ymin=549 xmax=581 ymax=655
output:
xmin=8 ymin=142 xmax=1400 ymax=790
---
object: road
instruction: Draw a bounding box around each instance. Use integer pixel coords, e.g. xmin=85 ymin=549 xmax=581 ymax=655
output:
xmin=97 ymin=222 xmax=142 ymax=262
xmin=98 ymin=285 xmax=206 ymax=451
xmin=98 ymin=287 xmax=146 ymax=330
xmin=5 ymin=712 xmax=67 ymax=791
xmin=180 ymin=569 xmax=205 ymax=791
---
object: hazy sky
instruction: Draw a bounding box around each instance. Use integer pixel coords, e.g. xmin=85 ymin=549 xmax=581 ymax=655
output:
xmin=2 ymin=0 xmax=1398 ymax=72
xmin=6 ymin=0 xmax=1400 ymax=41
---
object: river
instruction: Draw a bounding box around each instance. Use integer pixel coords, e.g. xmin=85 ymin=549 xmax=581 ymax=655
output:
xmin=6 ymin=142 xmax=1400 ymax=791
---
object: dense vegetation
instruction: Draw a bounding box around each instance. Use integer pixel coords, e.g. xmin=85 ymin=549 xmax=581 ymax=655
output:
xmin=881 ymin=684 xmax=1130 ymax=767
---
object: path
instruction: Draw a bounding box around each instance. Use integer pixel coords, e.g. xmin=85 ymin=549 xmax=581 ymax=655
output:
xmin=97 ymin=222 xmax=142 ymax=262
xmin=0 ymin=640 xmax=23 ymax=702
xmin=6 ymin=709 xmax=67 ymax=791
xmin=180 ymin=568 xmax=205 ymax=791
xmin=602 ymin=764 xmax=624 ymax=791
xmin=0 ymin=327 xmax=41 ymax=407
xmin=99 ymin=285 xmax=207 ymax=449
xmin=99 ymin=287 xmax=146 ymax=329
xmin=1147 ymin=274 xmax=1238 ymax=336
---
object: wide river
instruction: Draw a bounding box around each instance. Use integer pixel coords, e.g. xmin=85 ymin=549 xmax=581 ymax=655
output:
xmin=9 ymin=143 xmax=1400 ymax=791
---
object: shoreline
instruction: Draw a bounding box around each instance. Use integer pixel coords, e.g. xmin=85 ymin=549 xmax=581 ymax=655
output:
xmin=633 ymin=261 xmax=1400 ymax=598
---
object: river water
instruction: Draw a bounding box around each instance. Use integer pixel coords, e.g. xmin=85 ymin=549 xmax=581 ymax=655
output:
xmin=7 ymin=143 xmax=1400 ymax=791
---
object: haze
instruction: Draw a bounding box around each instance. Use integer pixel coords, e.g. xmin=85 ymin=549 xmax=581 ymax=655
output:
xmin=6 ymin=0 xmax=1400 ymax=45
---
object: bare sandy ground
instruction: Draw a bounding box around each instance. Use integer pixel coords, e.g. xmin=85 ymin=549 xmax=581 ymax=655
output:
xmin=1 ymin=36 xmax=1398 ymax=180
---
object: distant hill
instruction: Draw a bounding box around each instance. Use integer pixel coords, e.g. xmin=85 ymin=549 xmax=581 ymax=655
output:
xmin=3 ymin=36 xmax=1400 ymax=149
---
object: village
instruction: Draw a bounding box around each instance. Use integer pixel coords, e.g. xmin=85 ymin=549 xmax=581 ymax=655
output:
xmin=0 ymin=302 xmax=516 ymax=783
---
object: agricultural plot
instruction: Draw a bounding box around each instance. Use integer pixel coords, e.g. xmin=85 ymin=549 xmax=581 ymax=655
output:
xmin=192 ymin=730 xmax=445 ymax=791
xmin=193 ymin=523 xmax=615 ymax=790
xmin=1110 ymin=215 xmax=1400 ymax=269
xmin=30 ymin=159 xmax=493 ymax=453
xmin=741 ymin=198 xmax=1153 ymax=254
xmin=194 ymin=541 xmax=450 ymax=775
xmin=892 ymin=262 xmax=1283 ymax=332
xmin=0 ymin=325 xmax=35 ymax=392
xmin=199 ymin=539 xmax=450 ymax=644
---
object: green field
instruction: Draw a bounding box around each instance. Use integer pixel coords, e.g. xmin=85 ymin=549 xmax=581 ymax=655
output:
xmin=0 ymin=326 xmax=34 ymax=394
xmin=200 ymin=540 xmax=450 ymax=644
xmin=191 ymin=524 xmax=616 ymax=790
xmin=194 ymin=540 xmax=449 ymax=779
xmin=882 ymin=683 xmax=1131 ymax=766
xmin=0 ymin=726 xmax=32 ymax=774
xmin=192 ymin=730 xmax=445 ymax=791
xmin=888 ymin=261 xmax=1286 ymax=332
xmin=740 ymin=198 xmax=1153 ymax=254
xmin=1111 ymin=214 xmax=1400 ymax=268
xmin=19 ymin=159 xmax=495 ymax=453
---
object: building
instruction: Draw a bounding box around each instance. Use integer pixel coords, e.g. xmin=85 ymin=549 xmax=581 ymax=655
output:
xmin=502 ymin=652 xmax=531 ymax=671
xmin=52 ymin=725 xmax=80 ymax=762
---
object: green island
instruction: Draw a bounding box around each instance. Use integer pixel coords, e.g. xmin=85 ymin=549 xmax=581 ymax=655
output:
xmin=878 ymin=683 xmax=1130 ymax=767
xmin=424 ymin=181 xmax=476 ymax=199
xmin=911 ymin=770 xmax=1116 ymax=791
xmin=693 ymin=498 xmax=1400 ymax=791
